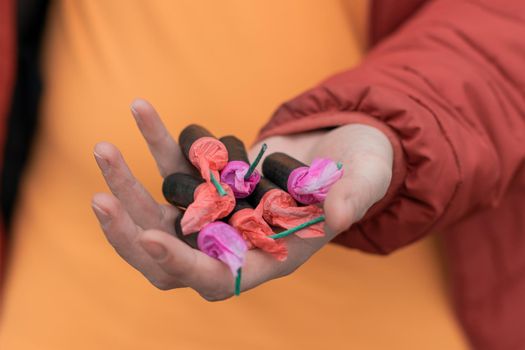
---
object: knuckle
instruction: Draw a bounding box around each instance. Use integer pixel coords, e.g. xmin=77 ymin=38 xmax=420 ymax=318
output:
xmin=112 ymin=175 xmax=136 ymax=193
xmin=199 ymin=291 xmax=231 ymax=302
xmin=159 ymin=205 xmax=177 ymax=231
xmin=149 ymin=130 xmax=168 ymax=147
xmin=280 ymin=264 xmax=298 ymax=278
xmin=198 ymin=282 xmax=234 ymax=302
xmin=125 ymin=176 xmax=140 ymax=192
xmin=149 ymin=277 xmax=174 ymax=291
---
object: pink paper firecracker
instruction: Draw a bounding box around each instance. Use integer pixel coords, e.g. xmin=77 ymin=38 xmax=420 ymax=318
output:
xmin=219 ymin=136 xmax=265 ymax=198
xmin=220 ymin=160 xmax=261 ymax=198
xmin=197 ymin=221 xmax=247 ymax=278
xmin=287 ymin=158 xmax=344 ymax=204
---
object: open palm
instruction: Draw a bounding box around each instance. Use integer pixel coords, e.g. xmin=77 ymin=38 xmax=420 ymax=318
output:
xmin=92 ymin=99 xmax=393 ymax=300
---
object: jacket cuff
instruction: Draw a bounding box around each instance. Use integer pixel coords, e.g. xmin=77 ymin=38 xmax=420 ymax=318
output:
xmin=257 ymin=79 xmax=462 ymax=254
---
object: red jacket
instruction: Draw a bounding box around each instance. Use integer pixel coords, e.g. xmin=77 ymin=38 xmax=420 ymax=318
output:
xmin=259 ymin=1 xmax=525 ymax=349
xmin=0 ymin=0 xmax=15 ymax=273
xmin=1 ymin=0 xmax=525 ymax=349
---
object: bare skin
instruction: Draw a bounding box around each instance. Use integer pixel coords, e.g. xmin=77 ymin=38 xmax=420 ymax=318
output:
xmin=91 ymin=98 xmax=393 ymax=301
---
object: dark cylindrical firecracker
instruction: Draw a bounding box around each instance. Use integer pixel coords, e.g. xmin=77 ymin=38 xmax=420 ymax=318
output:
xmin=262 ymin=152 xmax=306 ymax=193
xmin=232 ymin=198 xmax=253 ymax=213
xmin=162 ymin=173 xmax=204 ymax=208
xmin=248 ymin=177 xmax=281 ymax=207
xmin=220 ymin=135 xmax=249 ymax=163
xmin=174 ymin=213 xmax=199 ymax=249
xmin=179 ymin=124 xmax=215 ymax=161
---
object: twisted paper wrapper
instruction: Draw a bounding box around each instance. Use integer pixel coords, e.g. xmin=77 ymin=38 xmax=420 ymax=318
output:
xmin=188 ymin=137 xmax=228 ymax=182
xmin=255 ymin=189 xmax=325 ymax=238
xmin=229 ymin=208 xmax=288 ymax=261
xmin=180 ymin=182 xmax=235 ymax=234
xmin=220 ymin=160 xmax=261 ymax=198
xmin=197 ymin=222 xmax=247 ymax=278
xmin=287 ymin=158 xmax=344 ymax=204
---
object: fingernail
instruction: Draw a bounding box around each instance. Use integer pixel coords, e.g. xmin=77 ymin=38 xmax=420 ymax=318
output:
xmin=92 ymin=203 xmax=111 ymax=223
xmin=141 ymin=241 xmax=168 ymax=261
xmin=130 ymin=104 xmax=141 ymax=125
xmin=94 ymin=151 xmax=109 ymax=172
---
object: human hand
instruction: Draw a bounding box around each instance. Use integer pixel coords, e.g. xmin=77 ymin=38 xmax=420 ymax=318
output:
xmin=92 ymin=99 xmax=393 ymax=300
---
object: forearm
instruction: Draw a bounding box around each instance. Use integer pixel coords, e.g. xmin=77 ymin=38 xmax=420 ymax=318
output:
xmin=258 ymin=0 xmax=525 ymax=253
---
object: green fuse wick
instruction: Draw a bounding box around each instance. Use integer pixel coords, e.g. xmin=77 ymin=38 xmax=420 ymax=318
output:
xmin=234 ymin=268 xmax=242 ymax=296
xmin=210 ymin=170 xmax=227 ymax=196
xmin=244 ymin=143 xmax=267 ymax=180
xmin=269 ymin=215 xmax=326 ymax=240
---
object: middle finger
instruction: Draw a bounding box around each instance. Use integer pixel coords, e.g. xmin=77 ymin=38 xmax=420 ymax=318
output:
xmin=94 ymin=141 xmax=176 ymax=232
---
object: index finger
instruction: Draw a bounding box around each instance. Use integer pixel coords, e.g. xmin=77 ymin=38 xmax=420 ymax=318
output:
xmin=130 ymin=98 xmax=193 ymax=177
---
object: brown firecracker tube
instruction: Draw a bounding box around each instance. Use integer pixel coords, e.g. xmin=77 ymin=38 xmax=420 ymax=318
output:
xmin=162 ymin=173 xmax=204 ymax=208
xmin=178 ymin=124 xmax=215 ymax=162
xmin=178 ymin=124 xmax=228 ymax=185
xmin=262 ymin=152 xmax=306 ymax=192
xmin=174 ymin=213 xmax=199 ymax=249
xmin=163 ymin=172 xmax=236 ymax=235
xmin=232 ymin=198 xmax=253 ymax=213
xmin=248 ymin=177 xmax=281 ymax=207
xmin=219 ymin=135 xmax=249 ymax=163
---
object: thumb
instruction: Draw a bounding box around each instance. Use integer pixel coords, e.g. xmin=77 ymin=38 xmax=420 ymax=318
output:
xmin=138 ymin=229 xmax=233 ymax=296
xmin=323 ymin=153 xmax=392 ymax=234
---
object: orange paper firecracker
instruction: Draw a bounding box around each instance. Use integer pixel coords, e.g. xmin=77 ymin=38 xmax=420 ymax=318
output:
xmin=179 ymin=124 xmax=228 ymax=183
xmin=251 ymin=178 xmax=325 ymax=238
xmin=228 ymin=199 xmax=288 ymax=261
xmin=183 ymin=183 xmax=235 ymax=234
xmin=163 ymin=173 xmax=235 ymax=235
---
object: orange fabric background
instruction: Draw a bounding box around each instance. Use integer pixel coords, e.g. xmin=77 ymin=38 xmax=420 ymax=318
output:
xmin=0 ymin=1 xmax=467 ymax=349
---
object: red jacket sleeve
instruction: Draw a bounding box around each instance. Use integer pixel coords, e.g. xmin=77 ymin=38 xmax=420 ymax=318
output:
xmin=258 ymin=0 xmax=525 ymax=254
